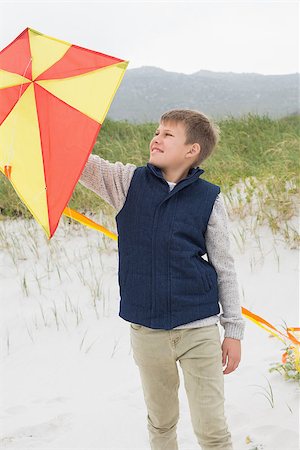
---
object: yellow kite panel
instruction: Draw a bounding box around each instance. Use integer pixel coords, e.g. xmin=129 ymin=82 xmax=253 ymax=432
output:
xmin=0 ymin=69 xmax=31 ymax=89
xmin=28 ymin=28 xmax=71 ymax=80
xmin=0 ymin=83 xmax=49 ymax=235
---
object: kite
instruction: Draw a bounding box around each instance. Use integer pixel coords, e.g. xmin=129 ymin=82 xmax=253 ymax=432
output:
xmin=0 ymin=27 xmax=128 ymax=239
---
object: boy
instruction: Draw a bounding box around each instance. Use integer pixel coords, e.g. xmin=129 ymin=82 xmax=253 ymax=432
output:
xmin=79 ymin=109 xmax=245 ymax=450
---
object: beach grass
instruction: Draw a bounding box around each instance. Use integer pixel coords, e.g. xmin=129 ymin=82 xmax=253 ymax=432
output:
xmin=0 ymin=113 xmax=299 ymax=247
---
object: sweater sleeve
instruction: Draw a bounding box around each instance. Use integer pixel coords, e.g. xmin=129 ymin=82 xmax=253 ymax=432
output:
xmin=205 ymin=193 xmax=246 ymax=340
xmin=78 ymin=153 xmax=137 ymax=213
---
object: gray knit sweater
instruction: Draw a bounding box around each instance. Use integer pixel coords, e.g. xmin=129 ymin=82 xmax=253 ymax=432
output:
xmin=79 ymin=154 xmax=246 ymax=340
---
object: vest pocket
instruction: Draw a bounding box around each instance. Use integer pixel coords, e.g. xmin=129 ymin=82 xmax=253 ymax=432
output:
xmin=192 ymin=256 xmax=213 ymax=294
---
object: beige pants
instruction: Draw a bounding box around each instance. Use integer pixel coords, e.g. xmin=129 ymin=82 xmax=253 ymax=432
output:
xmin=130 ymin=323 xmax=233 ymax=450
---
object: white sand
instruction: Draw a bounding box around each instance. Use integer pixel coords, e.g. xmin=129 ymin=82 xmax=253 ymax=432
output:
xmin=0 ymin=204 xmax=299 ymax=450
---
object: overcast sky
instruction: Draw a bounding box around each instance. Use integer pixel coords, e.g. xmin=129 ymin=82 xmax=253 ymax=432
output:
xmin=0 ymin=1 xmax=299 ymax=75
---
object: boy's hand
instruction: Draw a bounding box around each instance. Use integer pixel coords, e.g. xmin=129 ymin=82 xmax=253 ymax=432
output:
xmin=221 ymin=337 xmax=241 ymax=375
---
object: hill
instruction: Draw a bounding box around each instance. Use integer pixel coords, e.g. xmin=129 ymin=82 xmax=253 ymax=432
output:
xmin=107 ymin=66 xmax=300 ymax=122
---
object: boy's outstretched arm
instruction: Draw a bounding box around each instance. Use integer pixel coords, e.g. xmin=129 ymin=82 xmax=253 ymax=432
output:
xmin=205 ymin=192 xmax=246 ymax=374
xmin=78 ymin=153 xmax=137 ymax=213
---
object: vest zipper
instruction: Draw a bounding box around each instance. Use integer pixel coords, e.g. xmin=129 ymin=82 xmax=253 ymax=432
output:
xmin=151 ymin=206 xmax=160 ymax=325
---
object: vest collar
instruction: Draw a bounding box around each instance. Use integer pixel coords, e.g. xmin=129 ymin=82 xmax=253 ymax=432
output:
xmin=146 ymin=163 xmax=205 ymax=200
xmin=146 ymin=162 xmax=204 ymax=185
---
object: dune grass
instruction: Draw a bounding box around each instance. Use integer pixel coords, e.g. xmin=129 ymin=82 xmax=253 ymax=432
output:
xmin=0 ymin=113 xmax=299 ymax=246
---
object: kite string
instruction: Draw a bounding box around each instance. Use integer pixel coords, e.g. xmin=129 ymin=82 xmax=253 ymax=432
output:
xmin=4 ymin=57 xmax=33 ymax=167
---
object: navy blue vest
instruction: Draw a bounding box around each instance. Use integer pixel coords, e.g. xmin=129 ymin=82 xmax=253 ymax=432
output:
xmin=115 ymin=162 xmax=221 ymax=330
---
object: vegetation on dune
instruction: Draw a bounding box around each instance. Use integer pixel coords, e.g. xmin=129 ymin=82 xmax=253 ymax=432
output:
xmin=0 ymin=113 xmax=299 ymax=244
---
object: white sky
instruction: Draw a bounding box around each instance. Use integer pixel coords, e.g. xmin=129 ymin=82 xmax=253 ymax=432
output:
xmin=0 ymin=0 xmax=299 ymax=75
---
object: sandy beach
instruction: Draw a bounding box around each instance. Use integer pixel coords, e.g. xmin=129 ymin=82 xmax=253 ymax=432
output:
xmin=0 ymin=189 xmax=299 ymax=450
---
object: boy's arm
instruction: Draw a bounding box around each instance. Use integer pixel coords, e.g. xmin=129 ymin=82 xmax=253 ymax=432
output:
xmin=205 ymin=193 xmax=246 ymax=341
xmin=78 ymin=154 xmax=137 ymax=213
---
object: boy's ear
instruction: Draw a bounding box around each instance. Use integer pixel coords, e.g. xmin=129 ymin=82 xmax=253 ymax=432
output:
xmin=190 ymin=143 xmax=201 ymax=157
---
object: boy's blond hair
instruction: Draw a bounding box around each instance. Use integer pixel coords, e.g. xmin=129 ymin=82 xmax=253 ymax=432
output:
xmin=160 ymin=109 xmax=220 ymax=168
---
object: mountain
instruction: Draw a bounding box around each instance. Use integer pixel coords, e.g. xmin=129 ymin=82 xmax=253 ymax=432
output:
xmin=107 ymin=66 xmax=300 ymax=123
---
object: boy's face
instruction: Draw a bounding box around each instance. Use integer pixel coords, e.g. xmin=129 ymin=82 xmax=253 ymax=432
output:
xmin=149 ymin=120 xmax=196 ymax=172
